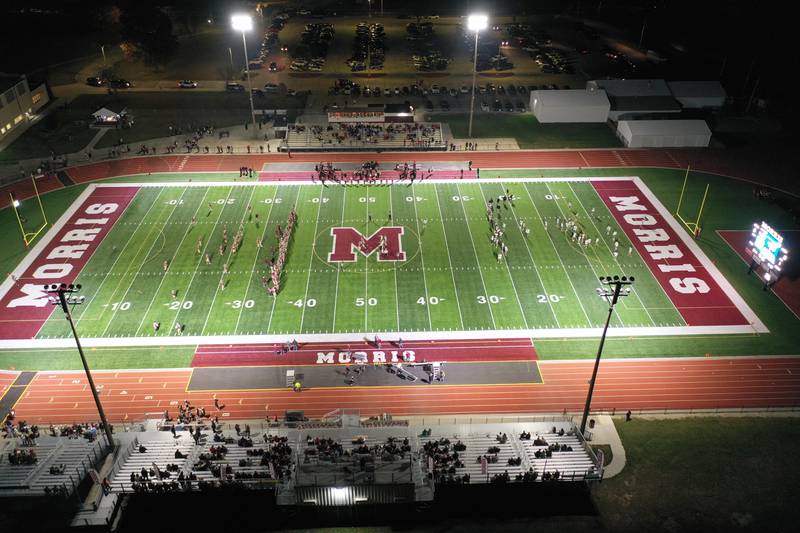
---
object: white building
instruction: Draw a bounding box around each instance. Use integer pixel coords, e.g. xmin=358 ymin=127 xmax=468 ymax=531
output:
xmin=587 ymin=79 xmax=681 ymax=120
xmin=616 ymin=119 xmax=711 ymax=148
xmin=0 ymin=73 xmax=49 ymax=143
xmin=530 ymin=89 xmax=610 ymax=123
xmin=667 ymin=81 xmax=726 ymax=109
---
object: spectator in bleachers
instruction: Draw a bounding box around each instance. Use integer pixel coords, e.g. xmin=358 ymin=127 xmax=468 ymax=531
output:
xmin=7 ymin=448 xmax=37 ymax=465
xmin=49 ymin=463 xmax=66 ymax=475
xmin=519 ymin=431 xmax=531 ymax=440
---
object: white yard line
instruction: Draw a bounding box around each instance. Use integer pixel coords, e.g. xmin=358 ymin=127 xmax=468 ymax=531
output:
xmin=454 ymin=183 xmax=497 ymax=329
xmin=568 ymin=182 xmax=660 ymax=327
xmin=488 ymin=184 xmax=560 ymax=327
xmin=521 ymin=183 xmax=592 ymax=327
xmin=100 ymin=187 xmax=190 ymax=336
xmin=431 ymin=184 xmax=466 ymax=330
xmin=167 ymin=187 xmax=234 ymax=335
xmin=71 ymin=189 xmax=163 ymax=329
xmin=298 ymin=188 xmax=325 ymax=333
xmin=390 ymin=185 xmax=401 ymax=331
xmin=331 ymin=187 xmax=347 ymax=333
xmin=200 ymin=186 xmax=259 ymax=335
xmin=410 ymin=184 xmax=433 ymax=331
xmin=470 ymin=183 xmax=529 ymax=328
xmin=234 ymin=186 xmax=278 ymax=333
xmin=134 ymin=188 xmax=211 ymax=335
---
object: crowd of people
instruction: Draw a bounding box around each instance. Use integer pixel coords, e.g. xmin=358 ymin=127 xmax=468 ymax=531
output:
xmin=290 ymin=122 xmax=443 ymax=149
xmin=421 ymin=437 xmax=467 ymax=484
xmin=485 ymin=190 xmax=522 ymax=263
xmin=7 ymin=448 xmax=37 ymax=465
xmin=262 ymin=209 xmax=297 ymax=296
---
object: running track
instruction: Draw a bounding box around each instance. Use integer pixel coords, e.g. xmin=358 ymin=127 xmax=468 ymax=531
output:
xmin=10 ymin=357 xmax=800 ymax=424
xmin=0 ymin=148 xmax=779 ymax=209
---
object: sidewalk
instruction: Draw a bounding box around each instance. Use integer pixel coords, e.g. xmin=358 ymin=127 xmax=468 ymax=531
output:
xmin=586 ymin=414 xmax=626 ymax=478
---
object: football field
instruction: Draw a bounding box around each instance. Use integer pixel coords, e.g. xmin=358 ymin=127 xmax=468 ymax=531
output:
xmin=0 ymin=177 xmax=763 ymax=345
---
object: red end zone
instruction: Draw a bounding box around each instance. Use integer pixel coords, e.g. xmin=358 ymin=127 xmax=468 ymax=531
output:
xmin=592 ymin=179 xmax=751 ymax=327
xmin=0 ymin=186 xmax=139 ymax=340
xmin=192 ymin=338 xmax=537 ymax=367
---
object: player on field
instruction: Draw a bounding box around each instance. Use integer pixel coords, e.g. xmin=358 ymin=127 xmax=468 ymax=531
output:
xmin=606 ymin=225 xmax=611 ymax=235
xmin=219 ymin=279 xmax=226 ymax=291
xmin=191 ymin=216 xmax=196 ymax=225
xmin=163 ymin=260 xmax=169 ymax=272
xmin=205 ymin=253 xmax=212 ymax=265
xmin=628 ymin=246 xmax=633 ymax=256
xmin=171 ymin=289 xmax=177 ymax=300
xmin=153 ymin=321 xmax=160 ymax=332
xmin=223 ymin=263 xmax=229 ymax=274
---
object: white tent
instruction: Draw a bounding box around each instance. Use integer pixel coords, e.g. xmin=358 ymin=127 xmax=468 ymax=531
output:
xmin=530 ymin=89 xmax=610 ymax=123
xmin=92 ymin=107 xmax=120 ymax=121
xmin=616 ymin=120 xmax=711 ymax=148
xmin=667 ymin=81 xmax=726 ymax=109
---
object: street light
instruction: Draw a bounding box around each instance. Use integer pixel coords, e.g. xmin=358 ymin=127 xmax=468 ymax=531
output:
xmin=579 ymin=275 xmax=635 ymax=435
xmin=100 ymin=45 xmax=106 ymax=67
xmin=45 ymin=284 xmax=115 ymax=448
xmin=467 ymin=14 xmax=488 ymax=139
xmin=232 ymin=14 xmax=258 ymax=138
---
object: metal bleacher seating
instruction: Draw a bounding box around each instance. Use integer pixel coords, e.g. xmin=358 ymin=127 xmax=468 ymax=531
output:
xmin=190 ymin=430 xmax=289 ymax=486
xmin=420 ymin=431 xmax=528 ymax=484
xmin=520 ymin=429 xmax=598 ymax=481
xmin=108 ymin=434 xmax=194 ymax=493
xmin=286 ymin=122 xmax=445 ymax=151
xmin=0 ymin=436 xmax=107 ymax=496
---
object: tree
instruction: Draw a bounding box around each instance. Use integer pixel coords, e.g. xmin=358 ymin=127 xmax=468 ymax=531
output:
xmin=119 ymin=2 xmax=177 ymax=65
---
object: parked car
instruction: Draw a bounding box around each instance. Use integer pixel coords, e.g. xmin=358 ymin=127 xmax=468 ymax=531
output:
xmin=424 ymin=99 xmax=434 ymax=111
xmin=178 ymin=80 xmax=198 ymax=88
xmin=505 ymin=101 xmax=514 ymax=112
xmin=108 ymin=79 xmax=132 ymax=89
xmin=480 ymin=100 xmax=490 ymax=111
xmin=225 ymin=82 xmax=245 ymax=92
xmin=440 ymin=100 xmax=450 ymax=110
xmin=86 ymin=76 xmax=105 ymax=87
xmin=493 ymin=99 xmax=502 ymax=111
xmin=268 ymin=62 xmax=278 ymax=72
xmin=515 ymin=101 xmax=525 ymax=112
xmin=460 ymin=85 xmax=469 ymax=94
xmin=449 ymin=88 xmax=458 ymax=97
xmin=264 ymin=83 xmax=279 ymax=93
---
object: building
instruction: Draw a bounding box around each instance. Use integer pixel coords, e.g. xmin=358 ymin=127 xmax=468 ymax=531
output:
xmin=0 ymin=73 xmax=49 ymax=143
xmin=586 ymin=79 xmax=681 ymax=121
xmin=667 ymin=81 xmax=727 ymax=109
xmin=530 ymin=89 xmax=610 ymax=123
xmin=616 ymin=119 xmax=711 ymax=148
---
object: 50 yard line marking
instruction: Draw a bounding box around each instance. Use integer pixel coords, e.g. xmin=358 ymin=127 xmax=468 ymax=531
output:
xmin=432 ymin=183 xmax=465 ymax=330
xmin=331 ymin=187 xmax=346 ymax=333
xmin=100 ymin=187 xmax=190 ymax=337
xmin=134 ymin=187 xmax=211 ymax=335
xmin=167 ymin=187 xmax=234 ymax=335
xmin=298 ymin=187 xmax=325 ymax=333
xmin=201 ymin=185 xmax=258 ymax=335
xmin=72 ymin=189 xmax=164 ymax=329
xmin=234 ymin=186 xmax=278 ymax=334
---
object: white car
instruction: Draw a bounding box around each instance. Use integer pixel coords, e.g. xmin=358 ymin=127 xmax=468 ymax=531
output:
xmin=383 ymin=88 xmax=391 ymax=96
xmin=460 ymin=85 xmax=469 ymax=94
xmin=178 ymin=80 xmax=198 ymax=88
xmin=431 ymin=85 xmax=440 ymax=95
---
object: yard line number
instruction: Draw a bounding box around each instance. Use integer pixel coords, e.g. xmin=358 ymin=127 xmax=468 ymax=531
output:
xmin=416 ymin=296 xmax=443 ymax=305
xmin=168 ymin=300 xmax=193 ymax=310
xmin=355 ymin=297 xmax=378 ymax=307
xmin=537 ymin=294 xmax=564 ymax=303
xmin=290 ymin=298 xmax=316 ymax=308
xmin=477 ymin=295 xmax=505 ymax=304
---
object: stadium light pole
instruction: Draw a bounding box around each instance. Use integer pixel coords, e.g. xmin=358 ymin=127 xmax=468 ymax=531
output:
xmin=467 ymin=14 xmax=488 ymax=139
xmin=232 ymin=14 xmax=259 ymax=139
xmin=45 ymin=284 xmax=115 ymax=449
xmin=579 ymin=275 xmax=634 ymax=435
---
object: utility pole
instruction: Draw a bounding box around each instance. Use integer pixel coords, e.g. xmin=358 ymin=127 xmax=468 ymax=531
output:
xmin=579 ymin=276 xmax=634 ymax=435
xmin=45 ymin=284 xmax=115 ymax=449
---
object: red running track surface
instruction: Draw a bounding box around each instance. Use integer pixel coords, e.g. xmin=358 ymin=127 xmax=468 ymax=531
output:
xmin=0 ymin=174 xmax=64 ymax=209
xmin=191 ymin=338 xmax=537 ymax=367
xmin=10 ymin=357 xmax=800 ymax=424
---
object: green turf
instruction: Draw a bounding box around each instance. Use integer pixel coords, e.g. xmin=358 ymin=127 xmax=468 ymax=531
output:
xmin=430 ymin=113 xmax=622 ymax=149
xmin=34 ymin=180 xmax=686 ymax=340
xmin=0 ymin=346 xmax=194 ymax=371
xmin=3 ymin=166 xmax=800 ymax=369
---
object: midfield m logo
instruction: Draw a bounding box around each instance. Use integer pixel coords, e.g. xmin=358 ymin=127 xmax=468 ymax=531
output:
xmin=328 ymin=226 xmax=406 ymax=262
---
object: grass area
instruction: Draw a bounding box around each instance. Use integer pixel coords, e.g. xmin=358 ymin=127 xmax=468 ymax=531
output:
xmin=0 ymin=346 xmax=194 ymax=371
xmin=0 ymin=102 xmax=99 ymax=161
xmin=94 ymin=91 xmax=305 ymax=148
xmin=592 ymin=417 xmax=800 ymax=532
xmin=430 ymin=113 xmax=622 ymax=149
xmin=592 ymin=444 xmax=612 ymax=467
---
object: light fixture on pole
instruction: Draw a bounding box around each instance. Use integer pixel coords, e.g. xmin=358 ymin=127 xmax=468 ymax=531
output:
xmin=579 ymin=275 xmax=635 ymax=435
xmin=45 ymin=283 xmax=115 ymax=449
xmin=466 ymin=14 xmax=488 ymax=139
xmin=100 ymin=45 xmax=106 ymax=67
xmin=231 ymin=14 xmax=259 ymax=139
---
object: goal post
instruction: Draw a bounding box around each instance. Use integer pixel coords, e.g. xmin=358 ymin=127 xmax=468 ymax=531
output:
xmin=675 ymin=165 xmax=709 ymax=239
xmin=9 ymin=175 xmax=49 ymax=248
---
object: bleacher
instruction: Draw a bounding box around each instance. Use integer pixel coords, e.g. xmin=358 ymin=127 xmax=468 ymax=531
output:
xmin=108 ymin=434 xmax=194 ymax=493
xmin=297 ymin=430 xmax=413 ymax=486
xmin=520 ymin=427 xmax=598 ymax=481
xmin=420 ymin=431 xmax=528 ymax=484
xmin=0 ymin=436 xmax=107 ymax=496
xmin=285 ymin=122 xmax=446 ymax=151
xmin=190 ymin=431 xmax=289 ymax=487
